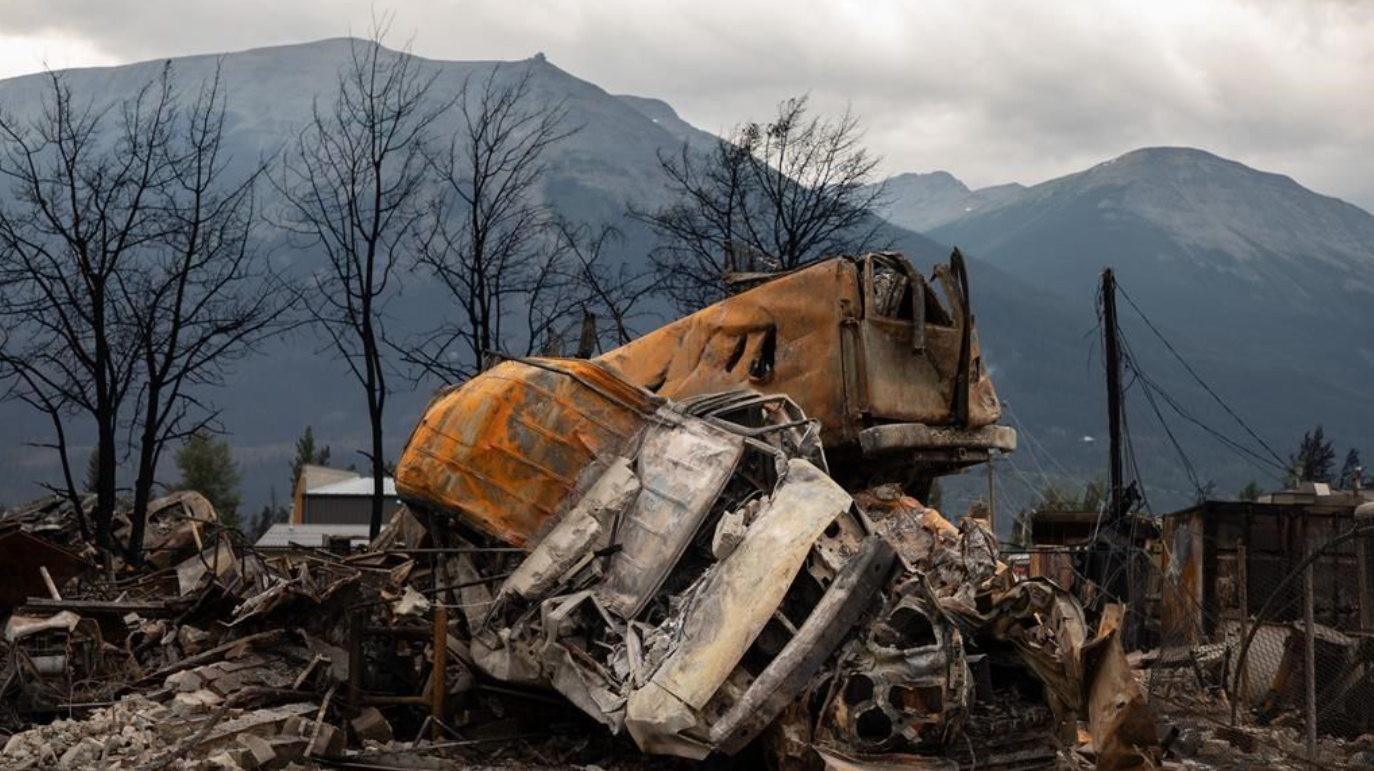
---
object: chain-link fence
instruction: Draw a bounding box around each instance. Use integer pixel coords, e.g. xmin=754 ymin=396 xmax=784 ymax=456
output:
xmin=1013 ymin=504 xmax=1374 ymax=768
xmin=1145 ymin=511 xmax=1374 ymax=769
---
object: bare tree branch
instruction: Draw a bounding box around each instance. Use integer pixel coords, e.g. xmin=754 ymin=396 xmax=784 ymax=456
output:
xmin=405 ymin=62 xmax=579 ymax=383
xmin=119 ymin=62 xmax=293 ymax=562
xmin=276 ymin=21 xmax=451 ymax=539
xmin=0 ymin=65 xmax=178 ymax=550
xmin=630 ymin=95 xmax=889 ymax=312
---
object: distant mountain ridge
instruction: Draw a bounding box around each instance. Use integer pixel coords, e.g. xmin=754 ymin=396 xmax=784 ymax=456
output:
xmin=883 ymin=147 xmax=1374 ymax=290
xmin=878 ymin=171 xmax=1025 ymax=233
xmin=878 ymin=147 xmax=1374 ymax=515
xmin=894 ymin=148 xmax=1374 ymax=379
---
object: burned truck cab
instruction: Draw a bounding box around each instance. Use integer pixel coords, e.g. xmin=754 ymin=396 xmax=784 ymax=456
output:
xmin=596 ymin=251 xmax=1016 ymax=490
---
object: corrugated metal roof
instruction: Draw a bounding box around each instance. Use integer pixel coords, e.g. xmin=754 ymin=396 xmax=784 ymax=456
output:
xmin=254 ymin=523 xmax=372 ymax=548
xmin=306 ymin=477 xmax=398 ymax=497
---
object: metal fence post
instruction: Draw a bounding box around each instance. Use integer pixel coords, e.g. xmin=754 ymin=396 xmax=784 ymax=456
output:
xmin=1303 ymin=523 xmax=1317 ymax=761
xmin=1237 ymin=543 xmax=1248 ymax=714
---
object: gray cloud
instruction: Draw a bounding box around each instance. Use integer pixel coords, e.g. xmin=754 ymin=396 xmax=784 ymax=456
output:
xmin=0 ymin=0 xmax=1371 ymax=209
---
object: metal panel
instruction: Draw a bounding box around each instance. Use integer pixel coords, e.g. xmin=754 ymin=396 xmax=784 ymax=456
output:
xmin=636 ymin=460 xmax=853 ymax=711
xmin=395 ymin=358 xmax=660 ymax=546
xmin=597 ymin=259 xmax=860 ymax=445
xmin=597 ymin=254 xmax=1005 ymax=460
xmin=596 ymin=414 xmax=744 ymax=619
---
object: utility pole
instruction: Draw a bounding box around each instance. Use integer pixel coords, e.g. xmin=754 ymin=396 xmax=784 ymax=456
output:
xmin=1098 ymin=268 xmax=1136 ymax=645
xmin=1103 ymin=269 xmax=1125 ymax=527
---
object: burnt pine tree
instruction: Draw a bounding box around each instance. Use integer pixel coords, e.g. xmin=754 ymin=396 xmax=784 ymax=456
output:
xmin=0 ymin=67 xmax=177 ymax=549
xmin=279 ymin=27 xmax=450 ymax=539
xmin=409 ymin=63 xmax=579 ymax=380
xmin=121 ymin=65 xmax=289 ymax=563
xmin=631 ymin=95 xmax=888 ymax=312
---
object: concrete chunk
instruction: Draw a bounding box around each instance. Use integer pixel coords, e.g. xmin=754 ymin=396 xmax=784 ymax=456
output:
xmin=237 ymin=735 xmax=278 ymax=770
xmin=349 ymin=707 xmax=392 ymax=744
xmin=306 ymin=722 xmax=345 ymax=757
xmin=237 ymin=734 xmax=306 ymax=771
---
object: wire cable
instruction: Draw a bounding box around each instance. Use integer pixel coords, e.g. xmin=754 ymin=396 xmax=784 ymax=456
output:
xmin=1116 ymin=281 xmax=1288 ymax=469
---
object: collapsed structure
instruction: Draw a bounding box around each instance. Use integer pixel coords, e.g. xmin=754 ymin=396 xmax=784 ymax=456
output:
xmin=0 ymin=252 xmax=1157 ymax=770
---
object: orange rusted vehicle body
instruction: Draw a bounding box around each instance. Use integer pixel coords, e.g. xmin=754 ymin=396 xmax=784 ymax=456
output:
xmin=395 ymin=358 xmax=661 ymax=545
xmin=597 ymin=251 xmax=1014 ymax=478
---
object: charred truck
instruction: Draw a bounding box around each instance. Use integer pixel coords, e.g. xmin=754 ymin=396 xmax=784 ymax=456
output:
xmin=392 ymin=252 xmax=1153 ymax=768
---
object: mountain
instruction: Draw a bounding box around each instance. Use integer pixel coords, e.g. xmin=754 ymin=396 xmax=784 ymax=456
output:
xmin=883 ymin=148 xmax=1374 ymax=513
xmin=879 ymin=172 xmax=1026 ymax=233
xmin=616 ymin=94 xmax=720 ymax=149
xmin=924 ymin=148 xmax=1374 ymax=382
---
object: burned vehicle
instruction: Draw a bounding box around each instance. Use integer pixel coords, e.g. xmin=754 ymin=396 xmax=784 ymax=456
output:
xmin=393 ymin=354 xmax=1128 ymax=766
xmin=396 ymin=357 xmax=885 ymax=757
xmin=596 ymin=251 xmax=1016 ymax=491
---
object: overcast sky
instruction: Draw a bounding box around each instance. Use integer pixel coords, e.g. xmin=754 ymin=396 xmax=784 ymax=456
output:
xmin=1 ymin=0 xmax=1371 ymax=209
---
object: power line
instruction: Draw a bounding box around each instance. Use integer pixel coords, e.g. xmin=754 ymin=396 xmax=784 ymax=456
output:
xmin=1101 ymin=276 xmax=1287 ymax=482
xmin=1004 ymin=401 xmax=1077 ymax=481
xmin=1115 ymin=281 xmax=1288 ymax=469
xmin=1125 ymin=354 xmax=1288 ymax=477
xmin=1003 ymin=452 xmax=1053 ymax=506
xmin=1124 ymin=346 xmax=1204 ymax=498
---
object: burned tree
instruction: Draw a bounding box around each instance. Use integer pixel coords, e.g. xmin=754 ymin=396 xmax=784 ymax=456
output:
xmin=552 ymin=219 xmax=656 ymax=352
xmin=0 ymin=64 xmax=288 ymax=559
xmin=632 ymin=95 xmax=888 ymax=311
xmin=120 ymin=67 xmax=288 ymax=562
xmin=0 ymin=68 xmax=177 ymax=550
xmin=279 ymin=30 xmax=448 ymax=539
xmin=409 ymin=63 xmax=578 ymax=380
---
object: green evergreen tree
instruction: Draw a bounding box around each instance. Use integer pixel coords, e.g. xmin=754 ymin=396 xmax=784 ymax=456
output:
xmin=1037 ymin=478 xmax=1107 ymax=512
xmin=289 ymin=426 xmax=332 ymax=492
xmin=1239 ymin=481 xmax=1264 ymax=502
xmin=175 ymin=430 xmax=242 ymax=530
xmin=1288 ymin=425 xmax=1336 ymax=485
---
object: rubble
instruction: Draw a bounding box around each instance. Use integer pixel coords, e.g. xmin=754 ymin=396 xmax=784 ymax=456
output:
xmin=0 ymin=252 xmax=1171 ymax=770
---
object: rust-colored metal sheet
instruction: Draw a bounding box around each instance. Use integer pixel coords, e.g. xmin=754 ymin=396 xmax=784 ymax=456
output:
xmin=599 ymin=258 xmax=859 ymax=443
xmin=1083 ymin=604 xmax=1160 ymax=770
xmin=395 ymin=358 xmax=661 ymax=546
xmin=1160 ymin=510 xmax=1205 ymax=644
xmin=596 ymin=253 xmax=1002 ymax=457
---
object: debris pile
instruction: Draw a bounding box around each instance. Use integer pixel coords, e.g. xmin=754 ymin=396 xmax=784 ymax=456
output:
xmin=1 ymin=253 xmax=1163 ymax=769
